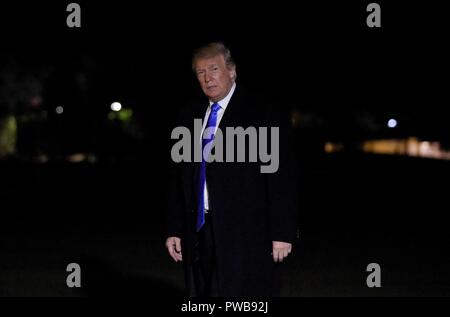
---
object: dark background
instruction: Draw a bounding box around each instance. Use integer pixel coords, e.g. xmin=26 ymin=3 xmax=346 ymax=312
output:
xmin=0 ymin=1 xmax=449 ymax=296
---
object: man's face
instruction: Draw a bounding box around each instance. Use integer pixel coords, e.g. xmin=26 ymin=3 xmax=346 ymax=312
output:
xmin=194 ymin=54 xmax=236 ymax=102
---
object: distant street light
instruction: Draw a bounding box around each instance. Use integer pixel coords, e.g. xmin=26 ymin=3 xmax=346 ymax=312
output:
xmin=111 ymin=102 xmax=122 ymax=112
xmin=387 ymin=118 xmax=397 ymax=128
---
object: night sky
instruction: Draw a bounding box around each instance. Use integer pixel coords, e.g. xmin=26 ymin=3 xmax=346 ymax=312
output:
xmin=1 ymin=1 xmax=448 ymax=147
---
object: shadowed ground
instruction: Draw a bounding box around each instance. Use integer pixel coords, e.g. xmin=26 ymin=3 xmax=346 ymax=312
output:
xmin=1 ymin=153 xmax=449 ymax=296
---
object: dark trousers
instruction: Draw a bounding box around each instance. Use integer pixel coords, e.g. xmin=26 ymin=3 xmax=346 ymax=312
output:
xmin=192 ymin=213 xmax=219 ymax=297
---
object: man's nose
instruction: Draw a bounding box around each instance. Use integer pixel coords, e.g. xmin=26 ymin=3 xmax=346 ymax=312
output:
xmin=204 ymin=72 xmax=211 ymax=83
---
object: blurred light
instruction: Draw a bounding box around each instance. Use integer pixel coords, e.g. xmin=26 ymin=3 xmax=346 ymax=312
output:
xmin=406 ymin=137 xmax=420 ymax=156
xmin=56 ymin=106 xmax=64 ymax=114
xmin=387 ymin=118 xmax=397 ymax=128
xmin=32 ymin=154 xmax=49 ymax=163
xmin=419 ymin=141 xmax=431 ymax=156
xmin=31 ymin=96 xmax=43 ymax=108
xmin=87 ymin=154 xmax=98 ymax=164
xmin=291 ymin=111 xmax=301 ymax=127
xmin=66 ymin=153 xmax=87 ymax=163
xmin=324 ymin=142 xmax=344 ymax=153
xmin=363 ymin=139 xmax=404 ymax=155
xmin=362 ymin=138 xmax=450 ymax=160
xmin=111 ymin=102 xmax=122 ymax=112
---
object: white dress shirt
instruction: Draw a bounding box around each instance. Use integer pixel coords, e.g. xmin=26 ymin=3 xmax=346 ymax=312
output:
xmin=200 ymin=82 xmax=236 ymax=211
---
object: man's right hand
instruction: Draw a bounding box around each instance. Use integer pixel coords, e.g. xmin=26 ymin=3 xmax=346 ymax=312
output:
xmin=166 ymin=237 xmax=183 ymax=262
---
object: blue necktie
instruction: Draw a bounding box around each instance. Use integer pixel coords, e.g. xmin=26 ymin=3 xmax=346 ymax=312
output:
xmin=197 ymin=102 xmax=221 ymax=231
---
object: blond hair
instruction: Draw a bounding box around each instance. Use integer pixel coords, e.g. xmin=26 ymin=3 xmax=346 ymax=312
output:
xmin=192 ymin=42 xmax=235 ymax=71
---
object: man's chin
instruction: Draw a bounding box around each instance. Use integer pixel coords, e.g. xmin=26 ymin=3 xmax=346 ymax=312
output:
xmin=206 ymin=93 xmax=220 ymax=102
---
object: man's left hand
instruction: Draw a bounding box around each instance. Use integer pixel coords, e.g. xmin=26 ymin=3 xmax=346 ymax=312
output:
xmin=272 ymin=241 xmax=292 ymax=262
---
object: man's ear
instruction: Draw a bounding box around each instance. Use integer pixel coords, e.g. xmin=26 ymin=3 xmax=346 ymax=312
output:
xmin=228 ymin=65 xmax=237 ymax=81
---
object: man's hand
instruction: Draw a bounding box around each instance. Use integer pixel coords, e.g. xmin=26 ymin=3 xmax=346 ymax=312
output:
xmin=166 ymin=237 xmax=183 ymax=262
xmin=272 ymin=241 xmax=292 ymax=262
